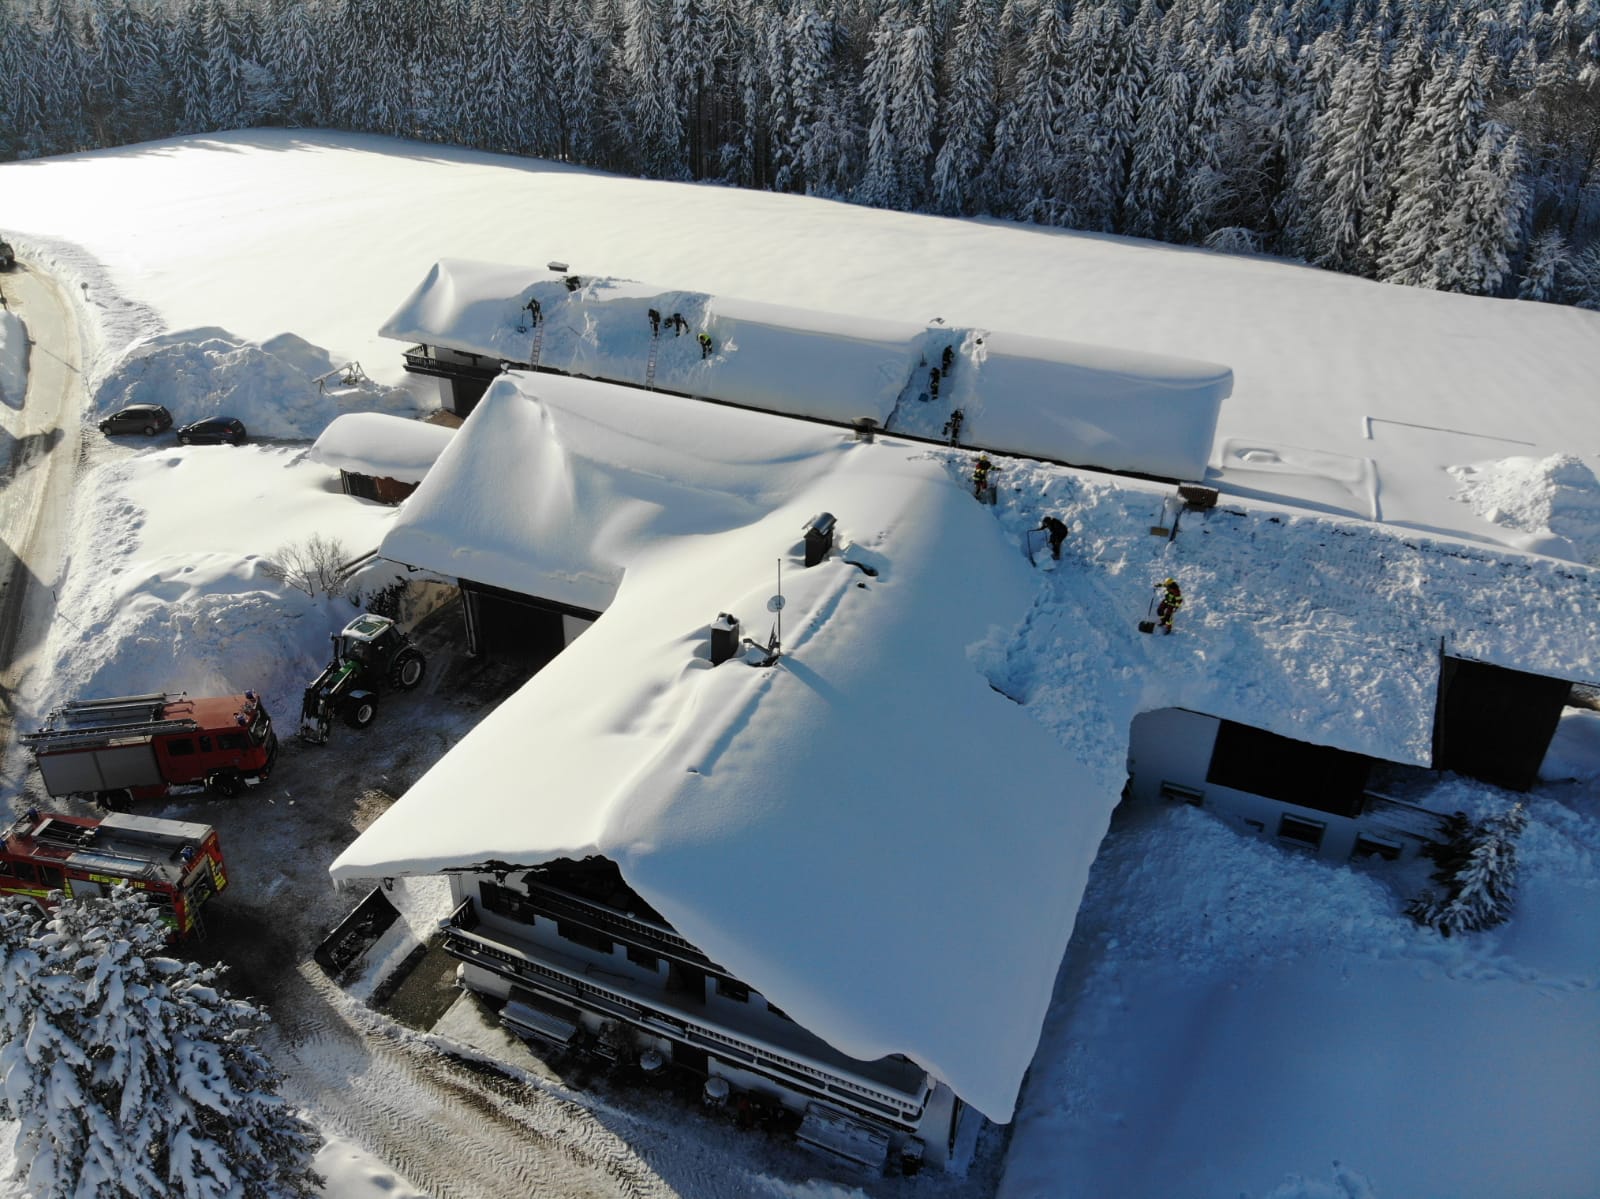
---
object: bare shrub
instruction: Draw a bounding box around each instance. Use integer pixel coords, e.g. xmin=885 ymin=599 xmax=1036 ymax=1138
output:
xmin=263 ymin=533 xmax=350 ymax=598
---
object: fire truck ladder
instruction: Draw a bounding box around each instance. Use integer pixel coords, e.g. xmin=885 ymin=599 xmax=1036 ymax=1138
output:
xmin=30 ymin=818 xmax=99 ymax=849
xmin=645 ymin=326 xmax=660 ymax=390
xmin=21 ymin=693 xmax=202 ymax=749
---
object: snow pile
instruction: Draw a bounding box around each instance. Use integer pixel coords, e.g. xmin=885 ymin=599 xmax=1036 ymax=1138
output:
xmin=1448 ymin=454 xmax=1600 ymax=564
xmin=1539 ymin=707 xmax=1600 ymax=781
xmin=94 ymin=328 xmax=423 ymax=440
xmin=309 ymin=412 xmax=455 ymax=484
xmin=22 ymin=445 xmax=402 ymax=734
xmin=999 ymin=787 xmax=1600 ymax=1199
xmin=0 ymin=308 xmax=25 ymax=406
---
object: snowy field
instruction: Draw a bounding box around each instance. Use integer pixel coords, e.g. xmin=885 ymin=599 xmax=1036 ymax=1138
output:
xmin=0 ymin=132 xmax=1598 ymax=1198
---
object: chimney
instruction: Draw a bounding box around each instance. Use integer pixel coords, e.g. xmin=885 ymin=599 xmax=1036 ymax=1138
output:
xmin=710 ymin=613 xmax=741 ymax=665
xmin=853 ymin=417 xmax=878 ymax=443
xmin=803 ymin=512 xmax=836 ymax=567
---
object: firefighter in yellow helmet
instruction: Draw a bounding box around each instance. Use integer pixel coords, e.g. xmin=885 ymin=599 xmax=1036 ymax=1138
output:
xmin=1155 ymin=577 xmax=1183 ymax=634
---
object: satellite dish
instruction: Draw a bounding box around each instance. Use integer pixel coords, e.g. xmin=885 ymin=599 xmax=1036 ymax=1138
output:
xmin=767 ymin=595 xmax=785 ymax=613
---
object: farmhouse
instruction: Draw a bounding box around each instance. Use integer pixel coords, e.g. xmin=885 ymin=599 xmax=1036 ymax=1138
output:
xmin=334 ymin=375 xmax=1112 ymax=1170
xmin=331 ymin=265 xmax=1600 ymax=1172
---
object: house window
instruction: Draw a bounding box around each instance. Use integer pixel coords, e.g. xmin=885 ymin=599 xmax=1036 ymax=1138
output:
xmin=626 ymin=945 xmax=659 ymax=972
xmin=556 ymin=921 xmax=613 ymax=956
xmin=1277 ymin=814 xmax=1326 ymax=850
xmin=1352 ymin=835 xmax=1402 ymax=862
xmin=714 ymin=977 xmax=750 ymax=1003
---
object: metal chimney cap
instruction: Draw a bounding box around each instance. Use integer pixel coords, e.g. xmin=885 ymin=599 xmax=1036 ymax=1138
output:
xmin=804 ymin=512 xmax=837 ymax=536
xmin=546 ymin=260 xmax=569 ymax=272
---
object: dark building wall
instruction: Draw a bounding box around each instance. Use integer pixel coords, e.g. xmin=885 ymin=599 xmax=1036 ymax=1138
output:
xmin=1433 ymin=657 xmax=1570 ymax=791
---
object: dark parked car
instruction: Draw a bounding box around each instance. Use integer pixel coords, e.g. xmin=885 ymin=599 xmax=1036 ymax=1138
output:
xmin=98 ymin=404 xmax=173 ymax=436
xmin=177 ymin=416 xmax=248 ymax=446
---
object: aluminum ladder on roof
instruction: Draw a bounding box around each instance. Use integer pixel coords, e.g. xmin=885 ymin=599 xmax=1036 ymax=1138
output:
xmin=20 ymin=693 xmax=201 ymax=748
xmin=645 ymin=324 xmax=660 ymax=390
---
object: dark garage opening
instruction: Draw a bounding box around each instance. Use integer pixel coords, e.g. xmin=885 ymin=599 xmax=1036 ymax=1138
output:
xmin=1433 ymin=656 xmax=1570 ymax=791
xmin=1207 ymin=720 xmax=1373 ymax=818
xmin=460 ymin=578 xmax=597 ymax=668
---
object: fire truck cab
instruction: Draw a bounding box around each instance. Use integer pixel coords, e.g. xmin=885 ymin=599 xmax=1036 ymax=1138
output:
xmin=21 ymin=691 xmax=277 ymax=808
xmin=0 ymin=809 xmax=227 ymax=939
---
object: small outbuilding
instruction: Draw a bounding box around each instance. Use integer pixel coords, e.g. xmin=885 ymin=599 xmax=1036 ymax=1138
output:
xmin=309 ymin=412 xmax=456 ymax=504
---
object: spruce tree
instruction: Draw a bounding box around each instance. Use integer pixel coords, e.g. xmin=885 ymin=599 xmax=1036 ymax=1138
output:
xmin=930 ymin=0 xmax=998 ymax=215
xmin=0 ymin=887 xmax=322 ymax=1199
xmin=1408 ymin=803 xmax=1529 ymax=935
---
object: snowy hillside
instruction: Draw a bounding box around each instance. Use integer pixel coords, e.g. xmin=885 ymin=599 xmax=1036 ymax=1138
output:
xmin=4 ymin=133 xmax=1597 ymax=561
xmin=1 ymin=133 xmax=1598 ymax=1198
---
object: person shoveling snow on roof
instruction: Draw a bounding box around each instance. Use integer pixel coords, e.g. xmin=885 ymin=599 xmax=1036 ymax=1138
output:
xmin=1155 ymin=577 xmax=1183 ymax=633
xmin=1039 ymin=516 xmax=1069 ymax=560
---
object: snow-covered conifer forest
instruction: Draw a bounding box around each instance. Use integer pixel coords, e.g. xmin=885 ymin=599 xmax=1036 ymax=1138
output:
xmin=2 ymin=0 xmax=1599 ymax=307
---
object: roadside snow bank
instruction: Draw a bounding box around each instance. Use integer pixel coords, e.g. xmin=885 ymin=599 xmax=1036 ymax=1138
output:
xmin=94 ymin=328 xmax=424 ymax=440
xmin=0 ymin=308 xmax=26 ymax=406
xmin=1448 ymin=454 xmax=1600 ymax=564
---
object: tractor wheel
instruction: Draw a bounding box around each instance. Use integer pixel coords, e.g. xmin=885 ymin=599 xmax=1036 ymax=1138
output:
xmin=390 ymin=650 xmax=425 ymax=691
xmin=345 ymin=696 xmax=378 ymax=729
xmin=98 ymin=789 xmax=133 ymax=812
xmin=206 ymin=770 xmax=243 ymax=799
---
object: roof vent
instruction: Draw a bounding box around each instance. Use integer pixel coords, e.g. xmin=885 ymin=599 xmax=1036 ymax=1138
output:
xmin=546 ymin=260 xmax=569 ymax=272
xmin=710 ymin=613 xmax=741 ymax=665
xmin=803 ymin=513 xmax=836 ymax=567
xmin=853 ymin=417 xmax=878 ymax=443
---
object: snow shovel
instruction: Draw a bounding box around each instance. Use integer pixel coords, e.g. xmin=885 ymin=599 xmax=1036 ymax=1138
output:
xmin=1023 ymin=527 xmax=1043 ymax=566
xmin=1138 ymin=593 xmax=1158 ymax=634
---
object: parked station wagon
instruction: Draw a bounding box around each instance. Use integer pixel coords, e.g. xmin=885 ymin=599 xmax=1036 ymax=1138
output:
xmin=177 ymin=416 xmax=248 ymax=446
xmin=98 ymin=404 xmax=173 ymax=436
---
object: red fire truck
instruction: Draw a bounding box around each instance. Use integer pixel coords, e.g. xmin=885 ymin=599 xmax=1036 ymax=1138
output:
xmin=20 ymin=691 xmax=277 ymax=809
xmin=0 ymin=808 xmax=227 ymax=939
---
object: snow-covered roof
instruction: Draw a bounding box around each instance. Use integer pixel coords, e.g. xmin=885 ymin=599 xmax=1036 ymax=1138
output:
xmin=340 ymin=373 xmax=1118 ymax=1121
xmin=308 ymin=412 xmax=455 ymax=485
xmin=379 ymin=259 xmax=1232 ymax=481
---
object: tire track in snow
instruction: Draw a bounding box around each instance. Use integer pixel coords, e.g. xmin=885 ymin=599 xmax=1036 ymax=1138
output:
xmin=271 ymin=963 xmax=672 ymax=1199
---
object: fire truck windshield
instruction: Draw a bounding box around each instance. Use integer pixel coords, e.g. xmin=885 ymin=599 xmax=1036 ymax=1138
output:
xmin=249 ymin=705 xmax=271 ymax=743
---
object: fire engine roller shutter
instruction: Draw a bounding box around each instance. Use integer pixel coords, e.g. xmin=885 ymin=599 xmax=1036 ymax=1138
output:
xmin=459 ymin=578 xmax=600 ymax=664
xmin=1433 ymin=656 xmax=1570 ymax=792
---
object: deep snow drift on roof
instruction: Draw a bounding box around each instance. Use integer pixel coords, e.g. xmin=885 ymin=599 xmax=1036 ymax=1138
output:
xmin=309 ymin=412 xmax=455 ymax=485
xmin=380 ymin=258 xmax=1231 ymax=481
xmin=339 ymin=376 xmax=1117 ymax=1122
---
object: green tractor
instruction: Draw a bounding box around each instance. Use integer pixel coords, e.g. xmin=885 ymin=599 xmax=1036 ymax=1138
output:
xmin=299 ymin=613 xmax=426 ymax=745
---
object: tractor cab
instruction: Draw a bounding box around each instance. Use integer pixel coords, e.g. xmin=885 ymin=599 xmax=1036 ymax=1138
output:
xmin=337 ymin=613 xmax=399 ymax=661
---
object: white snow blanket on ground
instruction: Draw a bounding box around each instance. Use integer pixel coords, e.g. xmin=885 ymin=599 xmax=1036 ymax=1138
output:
xmin=309 ymin=412 xmax=455 ymax=484
xmin=344 ymin=375 xmax=1117 ymax=1123
xmin=380 ymin=259 xmax=1231 ymax=480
